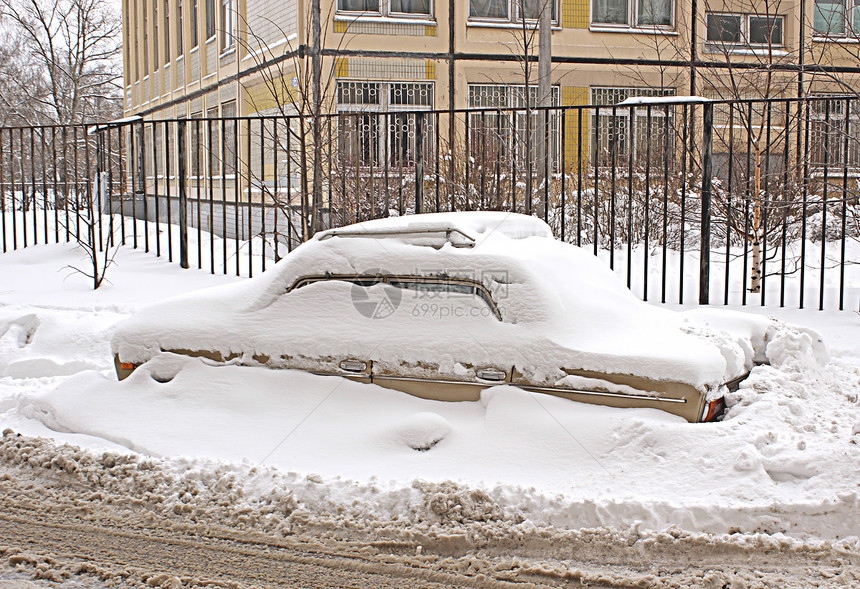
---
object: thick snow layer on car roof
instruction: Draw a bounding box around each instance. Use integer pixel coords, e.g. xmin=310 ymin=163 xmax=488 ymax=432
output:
xmin=316 ymin=211 xmax=554 ymax=243
xmin=112 ymin=213 xmax=776 ymax=390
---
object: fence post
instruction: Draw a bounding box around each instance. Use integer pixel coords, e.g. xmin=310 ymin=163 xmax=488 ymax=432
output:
xmin=699 ymin=101 xmax=713 ymax=306
xmin=177 ymin=120 xmax=189 ymax=269
xmin=415 ymin=111 xmax=424 ymax=214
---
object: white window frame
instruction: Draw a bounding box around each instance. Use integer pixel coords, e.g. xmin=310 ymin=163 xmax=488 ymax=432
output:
xmin=813 ymin=0 xmax=860 ymax=38
xmin=705 ymin=12 xmax=784 ymax=47
xmin=220 ymin=0 xmax=234 ymax=51
xmin=336 ymin=0 xmax=433 ymax=19
xmin=468 ymin=0 xmax=558 ymax=24
xmin=590 ymin=0 xmax=674 ymax=31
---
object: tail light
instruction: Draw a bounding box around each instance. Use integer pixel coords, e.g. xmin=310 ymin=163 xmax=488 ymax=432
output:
xmin=704 ymin=397 xmax=725 ymax=422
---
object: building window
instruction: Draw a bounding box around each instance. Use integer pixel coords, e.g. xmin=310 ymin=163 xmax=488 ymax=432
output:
xmin=207 ymin=105 xmax=219 ymax=177
xmin=206 ymin=0 xmax=215 ymax=39
xmin=706 ymin=13 xmax=783 ymax=45
xmin=143 ymin=0 xmax=149 ymax=74
xmin=336 ymin=81 xmax=434 ymax=167
xmin=470 ymin=0 xmax=557 ymax=21
xmin=337 ymin=0 xmax=431 ymax=16
xmin=191 ymin=0 xmax=198 ymax=47
xmin=592 ymin=0 xmax=672 ymax=27
xmin=177 ymin=0 xmax=184 ymax=54
xmin=814 ymin=0 xmax=860 ymax=36
xmin=591 ymin=87 xmax=675 ymax=167
xmin=468 ymin=84 xmax=561 ymax=172
xmin=222 ymin=101 xmax=237 ymax=177
xmin=220 ymin=0 xmax=234 ymax=49
xmin=164 ymin=0 xmax=170 ymax=63
xmin=810 ymin=97 xmax=860 ymax=167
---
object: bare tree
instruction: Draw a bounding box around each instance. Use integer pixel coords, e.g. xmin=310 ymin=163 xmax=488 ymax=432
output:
xmin=0 ymin=0 xmax=122 ymax=125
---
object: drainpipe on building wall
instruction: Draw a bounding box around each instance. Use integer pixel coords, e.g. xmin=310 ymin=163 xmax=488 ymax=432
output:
xmin=311 ymin=0 xmax=323 ymax=234
xmin=537 ymin=0 xmax=551 ymax=219
xmin=448 ymin=0 xmax=455 ymax=174
xmin=689 ymin=0 xmax=697 ymax=95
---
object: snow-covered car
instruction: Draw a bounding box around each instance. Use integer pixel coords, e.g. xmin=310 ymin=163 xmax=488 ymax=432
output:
xmin=112 ymin=212 xmax=779 ymax=423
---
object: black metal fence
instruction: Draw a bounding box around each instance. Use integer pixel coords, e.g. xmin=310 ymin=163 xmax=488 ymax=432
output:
xmin=1 ymin=96 xmax=858 ymax=310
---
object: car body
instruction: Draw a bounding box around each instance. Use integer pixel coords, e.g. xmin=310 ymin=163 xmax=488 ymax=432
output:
xmin=112 ymin=212 xmax=777 ymax=423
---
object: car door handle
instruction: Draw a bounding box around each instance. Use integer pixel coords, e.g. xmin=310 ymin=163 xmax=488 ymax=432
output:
xmin=339 ymin=360 xmax=368 ymax=373
xmin=476 ymin=368 xmax=507 ymax=382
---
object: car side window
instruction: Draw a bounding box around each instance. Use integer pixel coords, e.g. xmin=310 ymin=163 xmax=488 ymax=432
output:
xmin=288 ymin=274 xmax=502 ymax=320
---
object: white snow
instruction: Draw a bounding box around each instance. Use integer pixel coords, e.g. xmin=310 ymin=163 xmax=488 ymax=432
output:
xmin=0 ymin=211 xmax=858 ymax=556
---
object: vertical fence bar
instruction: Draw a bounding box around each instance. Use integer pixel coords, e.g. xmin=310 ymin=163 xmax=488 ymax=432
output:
xmin=51 ymin=127 xmax=58 ymax=243
xmin=626 ymin=105 xmax=634 ymax=288
xmin=84 ymin=124 xmax=94 ymax=253
xmin=140 ymin=121 xmax=149 ymax=252
xmin=40 ymin=128 xmax=48 ymax=244
xmin=153 ymin=122 xmax=161 ymax=257
xmin=510 ymin=110 xmax=517 ymax=213
xmin=30 ymin=127 xmax=37 ymax=246
xmin=166 ymin=120 xmax=173 ymax=262
xmin=820 ymin=99 xmax=830 ymax=310
xmin=560 ymin=107 xmax=567 ymax=241
xmin=130 ymin=125 xmax=137 ymax=248
xmin=0 ymin=129 xmax=6 ymax=253
xmin=577 ymin=108 xmax=583 ymax=248
xmin=273 ymin=117 xmax=280 ymax=263
xmin=435 ymin=112 xmax=441 ymax=212
xmin=246 ymin=118 xmax=253 ymax=277
xmin=95 ymin=129 xmax=104 ymax=251
xmin=118 ymin=126 xmax=125 ymax=245
xmin=465 ymin=112 xmax=471 ymax=211
xmin=195 ymin=119 xmax=202 ymax=269
xmin=761 ymin=102 xmax=772 ymax=306
xmin=234 ymin=117 xmax=241 ymax=277
xmin=609 ymin=105 xmax=617 ymax=271
xmin=743 ymin=102 xmax=752 ymax=306
xmin=661 ymin=105 xmax=669 ymax=303
xmin=479 ymin=111 xmax=486 ymax=209
xmin=780 ymin=101 xmax=790 ymax=308
xmin=208 ymin=119 xmax=215 ymax=273
xmin=220 ymin=117 xmax=228 ymax=273
xmin=11 ymin=129 xmax=17 ymax=250
xmin=286 ymin=117 xmax=293 ymax=252
xmin=643 ymin=105 xmax=652 ymax=301
xmin=593 ymin=115 xmax=599 ymax=257
xmin=725 ymin=105 xmax=734 ymax=305
xmin=800 ymin=99 xmax=809 ymax=309
xmin=699 ymin=102 xmax=713 ymax=306
xmin=260 ymin=118 xmax=267 ymax=272
xmin=415 ymin=111 xmax=424 ymax=214
xmin=107 ymin=127 xmax=115 ymax=248
xmin=178 ymin=118 xmax=189 ymax=269
xmin=679 ymin=104 xmax=689 ymax=304
xmin=63 ymin=126 xmax=70 ymax=243
xmin=544 ymin=108 xmax=550 ymax=223
xmin=840 ymin=99 xmax=849 ymax=311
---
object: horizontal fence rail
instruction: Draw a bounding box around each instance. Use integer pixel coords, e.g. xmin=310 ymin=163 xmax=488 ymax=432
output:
xmin=1 ymin=96 xmax=858 ymax=310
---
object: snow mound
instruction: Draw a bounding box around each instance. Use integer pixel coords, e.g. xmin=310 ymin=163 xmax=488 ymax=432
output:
xmin=392 ymin=412 xmax=452 ymax=451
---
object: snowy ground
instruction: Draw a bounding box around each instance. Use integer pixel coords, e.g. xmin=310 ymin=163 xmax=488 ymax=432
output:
xmin=1 ymin=214 xmax=859 ymax=587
